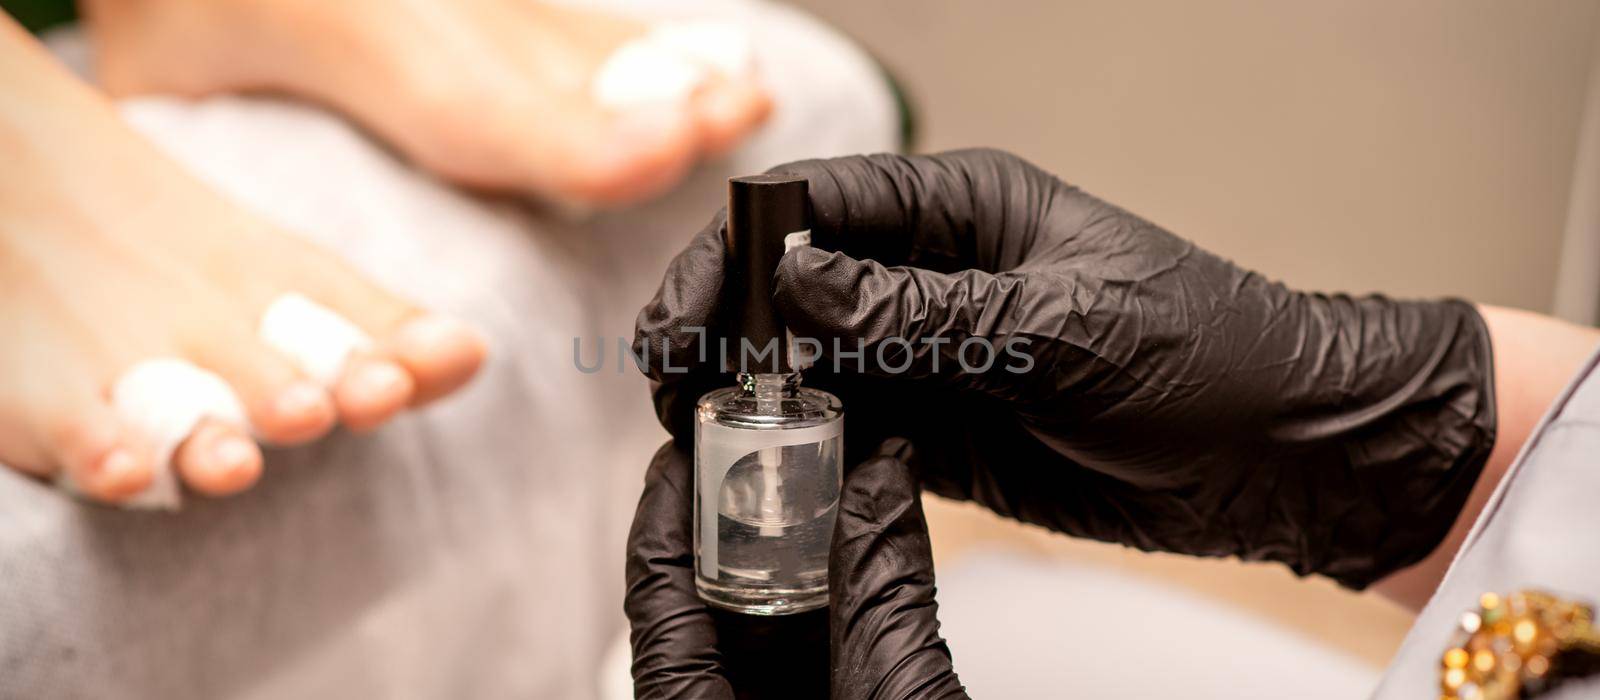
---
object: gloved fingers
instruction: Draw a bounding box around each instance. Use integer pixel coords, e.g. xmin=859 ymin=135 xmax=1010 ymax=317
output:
xmin=899 ymin=403 xmax=1179 ymax=552
xmin=633 ymin=210 xmax=733 ymax=439
xmin=833 ymin=384 xmax=1169 ymax=554
xmin=633 ymin=210 xmax=727 ymax=378
xmin=772 ymin=149 xmax=1061 ymax=274
xmin=633 ymin=148 xmax=1050 ymax=372
xmin=830 ymin=441 xmax=967 ymax=700
xmin=624 ymin=441 xmax=736 ymax=700
xmin=773 ymin=246 xmax=1048 ymax=401
xmin=634 ymin=149 xmax=1064 ymax=435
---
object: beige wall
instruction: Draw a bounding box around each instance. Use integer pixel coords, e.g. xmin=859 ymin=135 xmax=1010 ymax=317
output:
xmin=793 ymin=0 xmax=1599 ymax=310
xmin=788 ymin=0 xmax=1600 ymax=667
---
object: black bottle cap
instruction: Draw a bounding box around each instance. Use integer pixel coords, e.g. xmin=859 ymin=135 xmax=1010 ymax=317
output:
xmin=725 ymin=174 xmax=810 ymax=374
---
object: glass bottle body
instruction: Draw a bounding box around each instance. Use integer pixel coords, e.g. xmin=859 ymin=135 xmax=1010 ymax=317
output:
xmin=694 ymin=372 xmax=844 ymax=615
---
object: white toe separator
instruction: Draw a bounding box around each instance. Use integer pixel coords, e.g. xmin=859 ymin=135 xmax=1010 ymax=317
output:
xmin=649 ymin=20 xmax=755 ymax=78
xmin=592 ymin=40 xmax=705 ymax=110
xmin=591 ymin=20 xmax=755 ymax=111
xmin=258 ymin=293 xmax=373 ymax=387
xmin=58 ymin=359 xmax=250 ymax=510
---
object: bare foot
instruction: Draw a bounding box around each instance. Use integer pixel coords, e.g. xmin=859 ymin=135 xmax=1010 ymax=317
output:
xmin=0 ymin=17 xmax=485 ymax=503
xmin=82 ymin=0 xmax=774 ymax=205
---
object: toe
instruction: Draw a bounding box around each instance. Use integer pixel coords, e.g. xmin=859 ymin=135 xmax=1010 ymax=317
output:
xmin=693 ymin=78 xmax=772 ymax=157
xmin=173 ymin=419 xmax=262 ymax=496
xmin=255 ymin=379 xmax=336 ymax=445
xmin=334 ymin=354 xmax=415 ymax=432
xmin=48 ymin=403 xmax=156 ymax=503
xmin=279 ymin=279 xmax=486 ymax=408
xmin=81 ymin=447 xmax=155 ymax=502
xmin=389 ymin=315 xmax=487 ymax=406
xmin=186 ymin=327 xmax=336 ymax=445
xmin=549 ymin=104 xmax=700 ymax=204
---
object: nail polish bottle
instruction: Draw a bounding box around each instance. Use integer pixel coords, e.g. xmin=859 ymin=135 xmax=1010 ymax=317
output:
xmin=695 ymin=175 xmax=844 ymax=615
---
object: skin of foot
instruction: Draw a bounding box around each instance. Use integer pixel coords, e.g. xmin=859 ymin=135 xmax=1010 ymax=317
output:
xmin=0 ymin=15 xmax=486 ymax=504
xmin=80 ymin=0 xmax=775 ymax=205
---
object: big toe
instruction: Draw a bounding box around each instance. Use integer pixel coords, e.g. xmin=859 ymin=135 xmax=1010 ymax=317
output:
xmin=547 ymin=106 xmax=699 ymax=205
xmin=694 ymin=78 xmax=772 ymax=156
xmin=389 ymin=316 xmax=487 ymax=406
xmin=334 ymin=354 xmax=415 ymax=432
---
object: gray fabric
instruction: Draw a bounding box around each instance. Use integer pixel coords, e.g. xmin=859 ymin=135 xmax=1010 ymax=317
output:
xmin=1374 ymin=339 xmax=1600 ymax=698
xmin=0 ymin=2 xmax=898 ymax=697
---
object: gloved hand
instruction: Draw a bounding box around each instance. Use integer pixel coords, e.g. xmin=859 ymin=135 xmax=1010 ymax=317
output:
xmin=624 ymin=439 xmax=967 ymax=699
xmin=635 ymin=148 xmax=1498 ymax=589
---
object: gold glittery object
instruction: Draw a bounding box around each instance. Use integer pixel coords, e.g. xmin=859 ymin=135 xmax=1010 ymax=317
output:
xmin=1440 ymin=590 xmax=1600 ymax=699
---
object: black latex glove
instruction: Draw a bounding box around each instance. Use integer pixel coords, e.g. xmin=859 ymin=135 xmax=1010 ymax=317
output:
xmin=625 ymin=438 xmax=967 ymax=699
xmin=634 ymin=148 xmax=1497 ymax=589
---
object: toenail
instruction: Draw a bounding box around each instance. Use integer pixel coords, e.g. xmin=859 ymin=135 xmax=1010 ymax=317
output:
xmin=275 ymin=381 xmax=331 ymax=418
xmin=703 ymin=88 xmax=747 ymax=122
xmin=351 ymin=361 xmax=411 ymax=399
xmin=212 ymin=436 xmax=256 ymax=470
xmin=397 ymin=315 xmax=482 ymax=352
xmin=614 ymin=106 xmax=690 ymax=149
xmin=100 ymin=449 xmax=142 ymax=482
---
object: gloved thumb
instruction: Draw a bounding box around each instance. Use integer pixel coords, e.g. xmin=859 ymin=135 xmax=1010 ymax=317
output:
xmin=775 ymin=246 xmax=1041 ymax=400
xmin=830 ymin=440 xmax=967 ymax=699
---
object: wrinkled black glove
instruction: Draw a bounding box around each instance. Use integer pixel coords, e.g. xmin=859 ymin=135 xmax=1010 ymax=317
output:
xmin=635 ymin=148 xmax=1497 ymax=589
xmin=625 ymin=439 xmax=967 ymax=699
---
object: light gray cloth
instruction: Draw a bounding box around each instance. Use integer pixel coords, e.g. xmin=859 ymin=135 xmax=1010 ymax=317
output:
xmin=1374 ymin=341 xmax=1600 ymax=698
xmin=0 ymin=3 xmax=898 ymax=697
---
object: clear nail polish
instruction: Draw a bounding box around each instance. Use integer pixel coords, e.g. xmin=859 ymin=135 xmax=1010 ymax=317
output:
xmin=695 ymin=175 xmax=844 ymax=616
